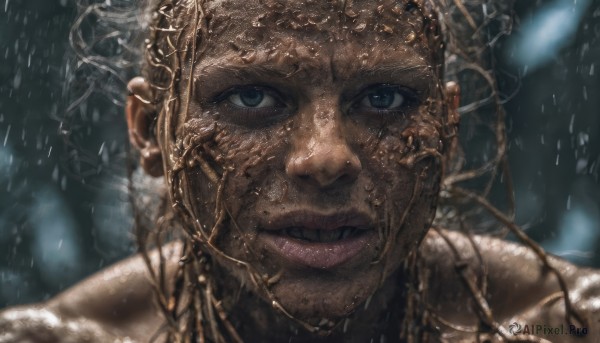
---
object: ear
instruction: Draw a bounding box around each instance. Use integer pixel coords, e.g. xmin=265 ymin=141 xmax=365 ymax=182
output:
xmin=126 ymin=77 xmax=163 ymax=177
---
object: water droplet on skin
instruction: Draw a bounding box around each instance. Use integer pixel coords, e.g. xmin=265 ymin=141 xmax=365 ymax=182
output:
xmin=252 ymin=14 xmax=266 ymax=27
xmin=381 ymin=24 xmax=394 ymax=34
xmin=240 ymin=50 xmax=257 ymax=63
xmin=344 ymin=8 xmax=358 ymax=18
xmin=353 ymin=22 xmax=366 ymax=32
xmin=405 ymin=31 xmax=416 ymax=43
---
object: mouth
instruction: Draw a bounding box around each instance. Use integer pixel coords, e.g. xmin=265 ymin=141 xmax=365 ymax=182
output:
xmin=259 ymin=210 xmax=376 ymax=269
xmin=276 ymin=226 xmax=364 ymax=242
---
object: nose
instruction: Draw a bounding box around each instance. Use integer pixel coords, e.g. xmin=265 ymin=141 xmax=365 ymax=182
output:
xmin=285 ymin=115 xmax=362 ymax=189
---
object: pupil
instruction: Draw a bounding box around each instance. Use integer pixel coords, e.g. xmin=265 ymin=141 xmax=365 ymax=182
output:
xmin=240 ymin=89 xmax=264 ymax=107
xmin=369 ymin=89 xmax=394 ymax=108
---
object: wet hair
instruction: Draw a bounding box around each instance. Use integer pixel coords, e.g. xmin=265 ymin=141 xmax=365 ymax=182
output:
xmin=67 ymin=0 xmax=588 ymax=341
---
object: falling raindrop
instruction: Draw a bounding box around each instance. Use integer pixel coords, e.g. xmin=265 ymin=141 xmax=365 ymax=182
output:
xmin=3 ymin=124 xmax=10 ymax=146
xmin=12 ymin=69 xmax=21 ymax=89
xmin=569 ymin=114 xmax=575 ymax=134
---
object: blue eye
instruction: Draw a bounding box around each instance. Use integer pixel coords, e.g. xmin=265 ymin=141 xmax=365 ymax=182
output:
xmin=361 ymin=87 xmax=405 ymax=109
xmin=228 ymin=88 xmax=277 ymax=108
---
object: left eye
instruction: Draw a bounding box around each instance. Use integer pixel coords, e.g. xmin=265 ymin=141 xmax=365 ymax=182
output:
xmin=359 ymin=87 xmax=405 ymax=109
xmin=228 ymin=88 xmax=278 ymax=108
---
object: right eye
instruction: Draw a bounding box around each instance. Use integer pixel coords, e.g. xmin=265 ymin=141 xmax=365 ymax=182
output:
xmin=227 ymin=88 xmax=278 ymax=108
xmin=359 ymin=87 xmax=405 ymax=110
xmin=212 ymin=86 xmax=291 ymax=126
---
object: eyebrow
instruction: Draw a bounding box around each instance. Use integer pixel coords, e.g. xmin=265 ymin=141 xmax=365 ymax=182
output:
xmin=200 ymin=62 xmax=432 ymax=84
xmin=202 ymin=63 xmax=296 ymax=80
xmin=349 ymin=63 xmax=431 ymax=79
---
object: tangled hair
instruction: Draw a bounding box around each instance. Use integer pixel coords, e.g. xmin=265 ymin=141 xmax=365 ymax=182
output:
xmin=67 ymin=0 xmax=588 ymax=342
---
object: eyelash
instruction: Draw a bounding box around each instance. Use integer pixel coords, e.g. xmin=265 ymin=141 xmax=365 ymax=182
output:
xmin=212 ymin=86 xmax=289 ymax=123
xmin=350 ymin=85 xmax=419 ymax=114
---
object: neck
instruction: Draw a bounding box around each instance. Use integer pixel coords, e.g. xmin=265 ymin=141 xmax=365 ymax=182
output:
xmin=206 ymin=262 xmax=408 ymax=343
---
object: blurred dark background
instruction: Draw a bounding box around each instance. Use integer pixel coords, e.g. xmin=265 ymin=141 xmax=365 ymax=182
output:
xmin=1 ymin=0 xmax=599 ymax=308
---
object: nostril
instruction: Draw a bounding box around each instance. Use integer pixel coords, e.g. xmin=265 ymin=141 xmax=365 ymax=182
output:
xmin=297 ymin=174 xmax=310 ymax=181
xmin=335 ymin=174 xmax=353 ymax=185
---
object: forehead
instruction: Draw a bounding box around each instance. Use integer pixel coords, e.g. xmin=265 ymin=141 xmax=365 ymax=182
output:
xmin=199 ymin=0 xmax=432 ymax=62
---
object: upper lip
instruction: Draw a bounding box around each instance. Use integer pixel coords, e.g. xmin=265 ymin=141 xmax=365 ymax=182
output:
xmin=260 ymin=209 xmax=375 ymax=231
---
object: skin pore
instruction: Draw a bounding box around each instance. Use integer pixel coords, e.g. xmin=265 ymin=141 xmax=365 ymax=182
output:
xmin=0 ymin=0 xmax=599 ymax=342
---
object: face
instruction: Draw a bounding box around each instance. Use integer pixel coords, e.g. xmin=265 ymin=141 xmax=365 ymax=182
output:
xmin=142 ymin=0 xmax=451 ymax=328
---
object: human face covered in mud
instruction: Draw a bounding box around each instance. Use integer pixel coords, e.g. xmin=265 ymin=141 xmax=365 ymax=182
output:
xmin=130 ymin=0 xmax=458 ymax=332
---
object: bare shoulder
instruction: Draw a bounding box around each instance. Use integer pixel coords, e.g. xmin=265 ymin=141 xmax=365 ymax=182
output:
xmin=421 ymin=229 xmax=600 ymax=342
xmin=0 ymin=242 xmax=182 ymax=343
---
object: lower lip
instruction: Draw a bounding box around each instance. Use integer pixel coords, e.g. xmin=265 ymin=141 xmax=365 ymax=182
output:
xmin=260 ymin=231 xmax=374 ymax=269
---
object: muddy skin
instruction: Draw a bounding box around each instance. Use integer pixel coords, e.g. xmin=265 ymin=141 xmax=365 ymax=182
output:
xmin=148 ymin=0 xmax=452 ymax=341
xmin=4 ymin=1 xmax=599 ymax=343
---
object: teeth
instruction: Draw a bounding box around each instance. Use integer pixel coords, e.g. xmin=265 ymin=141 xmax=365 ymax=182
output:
xmin=282 ymin=227 xmax=358 ymax=242
xmin=341 ymin=227 xmax=353 ymax=239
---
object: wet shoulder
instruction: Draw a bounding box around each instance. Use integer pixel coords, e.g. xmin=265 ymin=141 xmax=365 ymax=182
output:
xmin=0 ymin=305 xmax=131 ymax=342
xmin=420 ymin=229 xmax=600 ymax=342
xmin=0 ymin=241 xmax=182 ymax=342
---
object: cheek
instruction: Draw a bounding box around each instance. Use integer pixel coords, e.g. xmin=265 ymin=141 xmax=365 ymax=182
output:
xmin=180 ymin=118 xmax=292 ymax=216
xmin=366 ymin=112 xmax=444 ymax=171
xmin=360 ymin=111 xmax=444 ymax=252
xmin=358 ymin=120 xmax=433 ymax=201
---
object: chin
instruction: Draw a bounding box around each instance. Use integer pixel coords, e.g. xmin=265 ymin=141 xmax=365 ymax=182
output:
xmin=269 ymin=268 xmax=382 ymax=321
